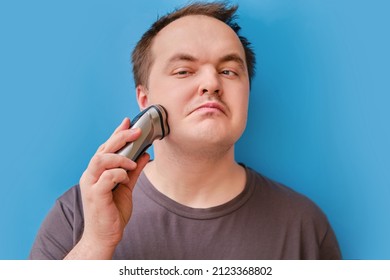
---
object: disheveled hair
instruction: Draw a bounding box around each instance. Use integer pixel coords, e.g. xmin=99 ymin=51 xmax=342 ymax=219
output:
xmin=131 ymin=1 xmax=256 ymax=87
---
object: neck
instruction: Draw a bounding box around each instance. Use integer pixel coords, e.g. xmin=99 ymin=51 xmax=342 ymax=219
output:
xmin=144 ymin=143 xmax=246 ymax=208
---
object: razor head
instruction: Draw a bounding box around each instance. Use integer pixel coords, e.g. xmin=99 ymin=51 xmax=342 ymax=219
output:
xmin=116 ymin=104 xmax=170 ymax=161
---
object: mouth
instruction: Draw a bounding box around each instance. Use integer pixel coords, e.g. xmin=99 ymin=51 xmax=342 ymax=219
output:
xmin=191 ymin=101 xmax=227 ymax=115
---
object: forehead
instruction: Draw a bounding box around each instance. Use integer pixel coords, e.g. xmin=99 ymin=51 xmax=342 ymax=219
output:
xmin=150 ymin=15 xmax=246 ymax=63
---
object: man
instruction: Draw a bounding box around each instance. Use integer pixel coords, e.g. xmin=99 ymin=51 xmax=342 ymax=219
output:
xmin=30 ymin=2 xmax=341 ymax=259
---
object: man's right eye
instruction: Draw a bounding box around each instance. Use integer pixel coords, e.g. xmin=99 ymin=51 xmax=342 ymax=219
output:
xmin=177 ymin=70 xmax=189 ymax=75
xmin=173 ymin=69 xmax=193 ymax=78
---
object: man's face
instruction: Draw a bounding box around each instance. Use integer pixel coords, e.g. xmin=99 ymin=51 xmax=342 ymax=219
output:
xmin=138 ymin=15 xmax=250 ymax=153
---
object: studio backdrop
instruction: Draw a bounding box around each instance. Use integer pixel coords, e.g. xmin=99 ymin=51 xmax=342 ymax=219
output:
xmin=0 ymin=0 xmax=389 ymax=259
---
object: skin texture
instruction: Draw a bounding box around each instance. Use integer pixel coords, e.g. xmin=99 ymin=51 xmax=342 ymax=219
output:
xmin=65 ymin=15 xmax=250 ymax=259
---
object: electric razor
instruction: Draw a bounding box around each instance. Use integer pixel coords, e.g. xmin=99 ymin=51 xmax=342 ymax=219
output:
xmin=116 ymin=104 xmax=170 ymax=161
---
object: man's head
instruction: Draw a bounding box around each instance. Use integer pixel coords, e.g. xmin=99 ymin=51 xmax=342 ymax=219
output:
xmin=132 ymin=2 xmax=255 ymax=88
xmin=132 ymin=2 xmax=255 ymax=157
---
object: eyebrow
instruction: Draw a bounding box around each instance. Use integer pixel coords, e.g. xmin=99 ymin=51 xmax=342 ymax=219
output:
xmin=163 ymin=53 xmax=197 ymax=71
xmin=219 ymin=53 xmax=246 ymax=71
xmin=166 ymin=52 xmax=246 ymax=70
xmin=167 ymin=53 xmax=198 ymax=64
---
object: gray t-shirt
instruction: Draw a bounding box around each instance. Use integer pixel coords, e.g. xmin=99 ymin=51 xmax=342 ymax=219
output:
xmin=29 ymin=166 xmax=341 ymax=259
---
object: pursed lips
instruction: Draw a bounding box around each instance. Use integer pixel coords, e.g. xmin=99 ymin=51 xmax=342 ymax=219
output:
xmin=191 ymin=101 xmax=227 ymax=115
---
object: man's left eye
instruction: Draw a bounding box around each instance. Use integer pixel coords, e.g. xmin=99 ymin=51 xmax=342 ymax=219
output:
xmin=221 ymin=70 xmax=237 ymax=76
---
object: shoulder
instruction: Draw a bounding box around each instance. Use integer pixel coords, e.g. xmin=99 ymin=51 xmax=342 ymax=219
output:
xmin=56 ymin=184 xmax=83 ymax=210
xmin=50 ymin=184 xmax=85 ymax=230
xmin=49 ymin=184 xmax=84 ymax=223
xmin=244 ymin=166 xmax=341 ymax=259
xmin=29 ymin=184 xmax=84 ymax=259
xmin=245 ymin=166 xmax=328 ymax=222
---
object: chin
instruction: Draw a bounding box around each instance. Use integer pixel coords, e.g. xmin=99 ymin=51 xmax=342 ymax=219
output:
xmin=192 ymin=130 xmax=237 ymax=147
xmin=171 ymin=120 xmax=244 ymax=145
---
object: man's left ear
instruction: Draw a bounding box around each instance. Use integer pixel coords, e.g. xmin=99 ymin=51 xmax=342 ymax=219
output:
xmin=136 ymin=85 xmax=149 ymax=110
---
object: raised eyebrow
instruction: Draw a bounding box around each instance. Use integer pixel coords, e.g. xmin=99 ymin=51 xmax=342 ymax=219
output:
xmin=219 ymin=54 xmax=246 ymax=70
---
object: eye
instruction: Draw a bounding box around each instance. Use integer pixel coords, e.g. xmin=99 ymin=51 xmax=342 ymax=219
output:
xmin=220 ymin=69 xmax=238 ymax=77
xmin=177 ymin=70 xmax=189 ymax=75
xmin=173 ymin=68 xmax=193 ymax=78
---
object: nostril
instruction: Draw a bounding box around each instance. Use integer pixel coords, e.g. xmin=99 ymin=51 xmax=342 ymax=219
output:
xmin=201 ymin=88 xmax=221 ymax=96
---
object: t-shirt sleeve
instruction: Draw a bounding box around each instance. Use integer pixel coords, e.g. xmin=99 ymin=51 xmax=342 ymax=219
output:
xmin=29 ymin=185 xmax=84 ymax=260
xmin=319 ymin=222 xmax=342 ymax=259
xmin=299 ymin=197 xmax=342 ymax=260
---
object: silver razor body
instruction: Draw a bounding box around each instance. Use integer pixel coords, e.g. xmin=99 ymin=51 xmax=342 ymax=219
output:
xmin=116 ymin=105 xmax=169 ymax=161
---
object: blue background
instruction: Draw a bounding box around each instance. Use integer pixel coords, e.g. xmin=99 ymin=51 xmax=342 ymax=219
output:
xmin=0 ymin=0 xmax=389 ymax=259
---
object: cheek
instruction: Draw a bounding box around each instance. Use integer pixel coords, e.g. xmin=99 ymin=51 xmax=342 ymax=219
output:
xmin=149 ymin=81 xmax=196 ymax=113
xmin=230 ymin=89 xmax=249 ymax=114
xmin=230 ymin=91 xmax=249 ymax=132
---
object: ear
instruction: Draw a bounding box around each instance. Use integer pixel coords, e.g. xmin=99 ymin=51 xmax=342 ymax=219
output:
xmin=136 ymin=85 xmax=149 ymax=110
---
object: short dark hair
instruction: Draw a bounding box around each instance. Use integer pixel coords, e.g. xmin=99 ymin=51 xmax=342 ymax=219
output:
xmin=131 ymin=1 xmax=256 ymax=87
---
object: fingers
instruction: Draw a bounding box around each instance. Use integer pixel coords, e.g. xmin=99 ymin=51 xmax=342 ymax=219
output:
xmin=82 ymin=153 xmax=138 ymax=185
xmin=98 ymin=127 xmax=141 ymax=154
xmin=112 ymin=152 xmax=150 ymax=196
xmin=97 ymin=118 xmax=137 ymax=153
xmin=81 ymin=118 xmax=144 ymax=186
xmin=113 ymin=117 xmax=131 ymax=135
xmin=127 ymin=153 xmax=150 ymax=191
xmin=94 ymin=168 xmax=130 ymax=195
xmin=84 ymin=152 xmax=150 ymax=193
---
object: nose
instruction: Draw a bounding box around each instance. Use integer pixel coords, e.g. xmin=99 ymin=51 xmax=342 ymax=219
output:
xmin=199 ymin=68 xmax=222 ymax=97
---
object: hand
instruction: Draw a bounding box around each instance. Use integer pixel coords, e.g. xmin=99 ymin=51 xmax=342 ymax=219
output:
xmin=66 ymin=118 xmax=150 ymax=259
